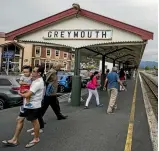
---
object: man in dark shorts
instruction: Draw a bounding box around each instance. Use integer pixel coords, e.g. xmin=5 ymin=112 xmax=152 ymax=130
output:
xmin=2 ymin=65 xmax=45 ymax=148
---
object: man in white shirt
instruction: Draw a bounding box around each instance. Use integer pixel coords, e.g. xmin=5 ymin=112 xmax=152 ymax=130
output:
xmin=2 ymin=66 xmax=45 ymax=148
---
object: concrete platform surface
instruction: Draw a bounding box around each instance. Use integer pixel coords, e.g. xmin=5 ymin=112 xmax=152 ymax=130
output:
xmin=0 ymin=79 xmax=153 ymax=151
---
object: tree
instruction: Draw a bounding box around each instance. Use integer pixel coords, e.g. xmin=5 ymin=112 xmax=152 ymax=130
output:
xmin=87 ymin=65 xmax=96 ymax=69
xmin=145 ymin=66 xmax=150 ymax=70
xmin=80 ymin=58 xmax=99 ymax=70
xmin=153 ymin=66 xmax=158 ymax=70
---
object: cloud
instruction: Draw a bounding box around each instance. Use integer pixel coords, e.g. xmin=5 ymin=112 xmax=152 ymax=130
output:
xmin=0 ymin=0 xmax=157 ymax=61
xmin=142 ymin=48 xmax=158 ymax=61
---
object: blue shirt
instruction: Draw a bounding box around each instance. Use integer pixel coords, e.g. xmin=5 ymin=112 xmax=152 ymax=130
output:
xmin=107 ymin=72 xmax=119 ymax=89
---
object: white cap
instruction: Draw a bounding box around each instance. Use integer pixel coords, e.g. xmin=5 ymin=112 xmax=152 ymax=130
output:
xmin=112 ymin=67 xmax=117 ymax=72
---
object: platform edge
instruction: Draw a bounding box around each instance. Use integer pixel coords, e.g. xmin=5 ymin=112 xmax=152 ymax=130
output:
xmin=139 ymin=72 xmax=158 ymax=151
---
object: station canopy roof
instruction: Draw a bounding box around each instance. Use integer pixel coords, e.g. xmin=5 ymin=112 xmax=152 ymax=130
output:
xmin=5 ymin=5 xmax=153 ymax=67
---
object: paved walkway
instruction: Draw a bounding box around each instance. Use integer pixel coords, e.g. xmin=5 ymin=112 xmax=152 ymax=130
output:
xmin=0 ymin=79 xmax=153 ymax=151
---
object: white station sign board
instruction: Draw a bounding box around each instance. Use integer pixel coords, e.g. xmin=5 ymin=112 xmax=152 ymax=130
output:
xmin=43 ymin=30 xmax=112 ymax=40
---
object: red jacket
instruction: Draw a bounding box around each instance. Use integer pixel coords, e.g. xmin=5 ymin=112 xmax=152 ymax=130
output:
xmin=92 ymin=76 xmax=99 ymax=88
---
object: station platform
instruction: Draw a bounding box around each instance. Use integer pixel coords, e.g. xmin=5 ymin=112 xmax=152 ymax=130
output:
xmin=0 ymin=78 xmax=153 ymax=151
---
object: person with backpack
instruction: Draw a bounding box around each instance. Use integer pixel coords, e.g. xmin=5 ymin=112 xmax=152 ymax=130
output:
xmin=84 ymin=71 xmax=103 ymax=109
xmin=41 ymin=64 xmax=68 ymax=120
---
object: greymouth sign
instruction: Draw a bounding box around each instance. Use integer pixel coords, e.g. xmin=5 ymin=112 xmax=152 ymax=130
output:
xmin=43 ymin=30 xmax=112 ymax=40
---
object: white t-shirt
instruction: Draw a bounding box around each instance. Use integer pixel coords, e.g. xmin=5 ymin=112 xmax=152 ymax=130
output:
xmin=24 ymin=77 xmax=44 ymax=109
xmin=20 ymin=75 xmax=32 ymax=84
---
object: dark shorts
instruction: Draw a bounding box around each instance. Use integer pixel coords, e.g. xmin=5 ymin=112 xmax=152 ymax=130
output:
xmin=19 ymin=108 xmax=41 ymax=121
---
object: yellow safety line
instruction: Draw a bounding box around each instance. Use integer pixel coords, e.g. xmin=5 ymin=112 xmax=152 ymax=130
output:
xmin=124 ymin=76 xmax=138 ymax=151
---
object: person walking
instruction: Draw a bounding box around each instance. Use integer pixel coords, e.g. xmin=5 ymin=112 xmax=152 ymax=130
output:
xmin=104 ymin=67 xmax=125 ymax=114
xmin=133 ymin=69 xmax=136 ymax=80
xmin=84 ymin=71 xmax=103 ymax=109
xmin=119 ymin=68 xmax=126 ymax=91
xmin=19 ymin=66 xmax=44 ymax=136
xmin=2 ymin=65 xmax=45 ymax=148
xmin=41 ymin=64 xmax=68 ymax=120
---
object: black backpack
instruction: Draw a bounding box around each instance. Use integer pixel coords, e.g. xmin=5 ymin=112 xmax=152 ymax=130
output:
xmin=42 ymin=74 xmax=47 ymax=86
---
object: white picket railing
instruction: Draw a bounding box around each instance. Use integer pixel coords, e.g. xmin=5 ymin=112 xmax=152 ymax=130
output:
xmin=58 ymin=89 xmax=88 ymax=103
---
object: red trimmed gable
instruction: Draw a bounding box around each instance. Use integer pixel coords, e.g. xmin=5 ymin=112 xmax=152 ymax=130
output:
xmin=6 ymin=8 xmax=77 ymax=40
xmin=80 ymin=9 xmax=153 ymax=40
xmin=6 ymin=7 xmax=153 ymax=41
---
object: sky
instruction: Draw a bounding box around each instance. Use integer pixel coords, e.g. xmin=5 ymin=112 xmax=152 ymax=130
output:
xmin=0 ymin=0 xmax=158 ymax=62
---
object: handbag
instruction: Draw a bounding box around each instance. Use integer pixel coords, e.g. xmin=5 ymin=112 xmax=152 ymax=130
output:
xmin=86 ymin=81 xmax=96 ymax=90
xmin=45 ymin=83 xmax=54 ymax=96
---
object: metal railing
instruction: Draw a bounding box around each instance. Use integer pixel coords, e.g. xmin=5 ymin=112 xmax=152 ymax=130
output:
xmin=58 ymin=89 xmax=88 ymax=103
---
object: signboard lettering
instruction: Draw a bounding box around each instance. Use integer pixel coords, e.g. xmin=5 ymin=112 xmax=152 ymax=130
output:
xmin=2 ymin=51 xmax=15 ymax=59
xmin=43 ymin=30 xmax=112 ymax=40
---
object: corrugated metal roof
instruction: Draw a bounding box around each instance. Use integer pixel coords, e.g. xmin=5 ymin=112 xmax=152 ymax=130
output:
xmin=19 ymin=40 xmax=143 ymax=49
xmin=18 ymin=40 xmax=72 ymax=48
xmin=19 ymin=39 xmax=142 ymax=66
xmin=81 ymin=41 xmax=144 ymax=48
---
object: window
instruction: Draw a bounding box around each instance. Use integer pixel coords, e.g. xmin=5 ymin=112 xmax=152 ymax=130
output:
xmin=34 ymin=59 xmax=40 ymax=66
xmin=46 ymin=48 xmax=51 ymax=56
xmin=55 ymin=50 xmax=60 ymax=57
xmin=72 ymin=54 xmax=75 ymax=59
xmin=35 ymin=46 xmax=41 ymax=56
xmin=15 ymin=49 xmax=20 ymax=55
xmin=64 ymin=53 xmax=68 ymax=59
xmin=0 ymin=79 xmax=12 ymax=86
xmin=64 ymin=62 xmax=67 ymax=70
xmin=14 ymin=56 xmax=20 ymax=63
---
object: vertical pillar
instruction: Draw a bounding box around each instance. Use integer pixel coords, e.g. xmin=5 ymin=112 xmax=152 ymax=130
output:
xmin=121 ymin=62 xmax=124 ymax=69
xmin=44 ymin=60 xmax=47 ymax=74
xmin=6 ymin=45 xmax=9 ymax=75
xmin=71 ymin=48 xmax=81 ymax=106
xmin=126 ymin=63 xmax=129 ymax=69
xmin=101 ymin=55 xmax=106 ymax=89
xmin=123 ymin=63 xmax=125 ymax=70
xmin=119 ymin=62 xmax=121 ymax=70
xmin=113 ymin=60 xmax=115 ymax=67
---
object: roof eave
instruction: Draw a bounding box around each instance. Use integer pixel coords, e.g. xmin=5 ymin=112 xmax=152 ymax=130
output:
xmin=5 ymin=8 xmax=77 ymax=40
xmin=5 ymin=7 xmax=154 ymax=41
xmin=0 ymin=41 xmax=24 ymax=49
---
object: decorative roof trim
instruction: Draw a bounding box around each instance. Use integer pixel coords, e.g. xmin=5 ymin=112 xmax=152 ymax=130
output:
xmin=0 ymin=41 xmax=24 ymax=49
xmin=5 ymin=7 xmax=153 ymax=41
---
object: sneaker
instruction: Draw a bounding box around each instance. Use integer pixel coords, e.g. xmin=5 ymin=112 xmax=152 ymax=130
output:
xmin=97 ymin=104 xmax=103 ymax=107
xmin=107 ymin=111 xmax=114 ymax=114
xmin=114 ymin=105 xmax=117 ymax=110
xmin=107 ymin=106 xmax=114 ymax=114
xmin=27 ymin=128 xmax=34 ymax=133
xmin=25 ymin=103 xmax=33 ymax=108
xmin=84 ymin=106 xmax=89 ymax=109
xmin=31 ymin=129 xmax=43 ymax=135
xmin=57 ymin=115 xmax=68 ymax=120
